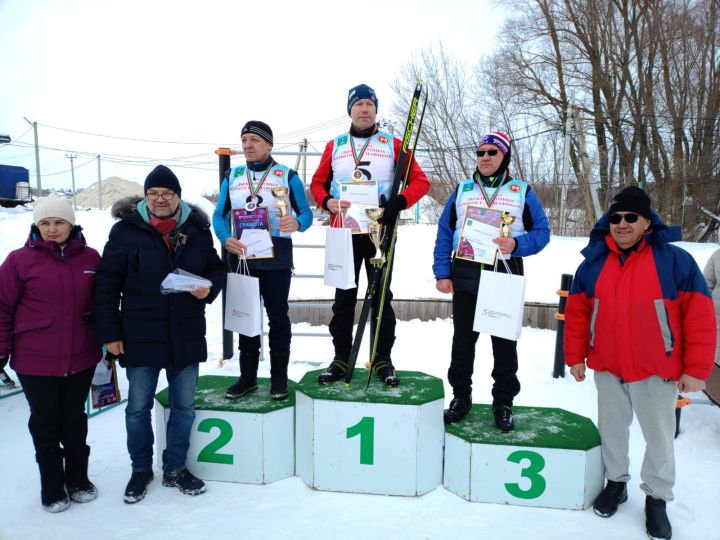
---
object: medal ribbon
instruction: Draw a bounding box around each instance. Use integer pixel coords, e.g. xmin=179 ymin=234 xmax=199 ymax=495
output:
xmin=350 ymin=136 xmax=372 ymax=167
xmin=475 ymin=170 xmax=508 ymax=207
xmin=246 ymin=166 xmax=273 ymax=199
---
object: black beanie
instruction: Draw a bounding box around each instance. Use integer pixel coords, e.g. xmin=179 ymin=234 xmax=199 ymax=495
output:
xmin=608 ymin=186 xmax=652 ymax=218
xmin=347 ymin=84 xmax=378 ymax=115
xmin=241 ymin=120 xmax=273 ymax=145
xmin=144 ymin=165 xmax=181 ymax=197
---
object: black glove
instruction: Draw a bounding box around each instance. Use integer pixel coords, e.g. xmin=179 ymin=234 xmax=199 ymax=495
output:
xmin=380 ymin=194 xmax=407 ymax=223
xmin=0 ymin=356 xmax=8 ymax=371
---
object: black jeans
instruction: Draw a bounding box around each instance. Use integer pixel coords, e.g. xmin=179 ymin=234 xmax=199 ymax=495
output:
xmin=18 ymin=367 xmax=95 ymax=460
xmin=238 ymin=268 xmax=292 ymax=354
xmin=329 ymin=234 xmax=396 ymax=360
xmin=449 ymin=261 xmax=523 ymax=405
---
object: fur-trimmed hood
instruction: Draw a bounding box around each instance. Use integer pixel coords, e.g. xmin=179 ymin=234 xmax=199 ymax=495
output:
xmin=110 ymin=196 xmax=211 ymax=225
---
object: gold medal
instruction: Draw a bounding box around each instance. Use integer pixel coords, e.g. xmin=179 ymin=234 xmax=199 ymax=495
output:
xmin=352 ymin=169 xmax=367 ymax=182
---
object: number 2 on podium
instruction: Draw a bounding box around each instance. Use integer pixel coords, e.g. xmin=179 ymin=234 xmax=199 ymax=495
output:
xmin=346 ymin=416 xmax=375 ymax=465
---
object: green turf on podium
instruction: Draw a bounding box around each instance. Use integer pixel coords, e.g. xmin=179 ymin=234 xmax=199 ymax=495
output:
xmin=444 ymin=404 xmax=603 ymax=509
xmin=155 ymin=375 xmax=296 ymax=484
xmin=295 ymin=369 xmax=444 ymax=496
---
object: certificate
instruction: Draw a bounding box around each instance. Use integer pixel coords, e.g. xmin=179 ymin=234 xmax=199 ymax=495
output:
xmin=232 ymin=207 xmax=274 ymax=259
xmin=455 ymin=206 xmax=502 ymax=265
xmin=232 ymin=206 xmax=270 ymax=233
xmin=338 ymin=180 xmax=378 ymax=234
xmin=338 ymin=180 xmax=379 ymax=206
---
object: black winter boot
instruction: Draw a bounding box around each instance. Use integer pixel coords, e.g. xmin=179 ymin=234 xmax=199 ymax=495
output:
xmin=373 ymin=355 xmax=400 ymax=386
xmin=270 ymin=351 xmax=290 ymax=400
xmin=645 ymin=496 xmax=672 ymax=539
xmin=65 ymin=444 xmax=98 ymax=503
xmin=225 ymin=350 xmax=260 ymax=399
xmin=593 ymin=480 xmax=628 ymax=517
xmin=444 ymin=397 xmax=472 ymax=424
xmin=124 ymin=470 xmax=154 ymax=504
xmin=162 ymin=468 xmax=207 ymax=496
xmin=38 ymin=453 xmax=70 ymax=513
xmin=492 ymin=403 xmax=514 ymax=432
xmin=318 ymin=357 xmax=348 ymax=383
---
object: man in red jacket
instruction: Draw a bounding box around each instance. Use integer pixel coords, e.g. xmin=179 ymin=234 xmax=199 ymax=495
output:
xmin=310 ymin=83 xmax=429 ymax=386
xmin=564 ymin=186 xmax=715 ymax=540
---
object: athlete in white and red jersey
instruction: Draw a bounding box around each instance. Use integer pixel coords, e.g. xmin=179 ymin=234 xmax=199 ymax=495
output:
xmin=310 ymin=83 xmax=429 ymax=386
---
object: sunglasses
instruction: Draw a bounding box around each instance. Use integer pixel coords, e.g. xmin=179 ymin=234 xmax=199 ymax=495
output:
xmin=476 ymin=149 xmax=499 ymax=157
xmin=609 ymin=213 xmax=640 ymax=225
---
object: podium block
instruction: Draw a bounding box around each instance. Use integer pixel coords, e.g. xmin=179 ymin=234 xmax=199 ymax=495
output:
xmin=296 ymin=369 xmax=444 ymax=496
xmin=155 ymin=375 xmax=296 ymax=484
xmin=444 ymin=404 xmax=603 ymax=509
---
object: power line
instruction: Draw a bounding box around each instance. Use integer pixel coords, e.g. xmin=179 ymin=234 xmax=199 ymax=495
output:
xmin=34 ymin=117 xmax=350 ymax=147
xmin=36 ymin=123 xmax=231 ymax=146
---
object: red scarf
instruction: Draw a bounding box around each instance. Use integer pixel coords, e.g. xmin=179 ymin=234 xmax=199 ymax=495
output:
xmin=150 ymin=216 xmax=177 ymax=252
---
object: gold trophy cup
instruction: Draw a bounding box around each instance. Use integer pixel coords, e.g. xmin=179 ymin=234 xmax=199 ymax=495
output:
xmin=501 ymin=211 xmax=516 ymax=238
xmin=365 ymin=207 xmax=386 ymax=266
xmin=271 ymin=186 xmax=289 ymax=216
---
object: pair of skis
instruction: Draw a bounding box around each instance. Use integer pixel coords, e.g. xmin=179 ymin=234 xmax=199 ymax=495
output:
xmin=343 ymin=81 xmax=428 ymax=389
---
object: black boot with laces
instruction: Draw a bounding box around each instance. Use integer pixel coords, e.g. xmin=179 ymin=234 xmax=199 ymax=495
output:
xmin=162 ymin=468 xmax=206 ymax=496
xmin=317 ymin=357 xmax=348 ymax=383
xmin=373 ymin=358 xmax=400 ymax=387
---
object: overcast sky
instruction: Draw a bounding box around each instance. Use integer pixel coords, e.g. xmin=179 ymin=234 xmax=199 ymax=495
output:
xmin=0 ymin=0 xmax=505 ymax=195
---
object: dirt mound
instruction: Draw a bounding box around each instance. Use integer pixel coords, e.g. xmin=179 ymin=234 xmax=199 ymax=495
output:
xmin=76 ymin=177 xmax=143 ymax=209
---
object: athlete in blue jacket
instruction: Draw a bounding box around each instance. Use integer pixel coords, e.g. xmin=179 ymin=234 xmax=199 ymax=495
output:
xmin=213 ymin=121 xmax=312 ymax=401
xmin=433 ymin=132 xmax=550 ymax=430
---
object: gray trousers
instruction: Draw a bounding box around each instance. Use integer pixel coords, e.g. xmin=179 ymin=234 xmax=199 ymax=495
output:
xmin=594 ymin=370 xmax=677 ymax=501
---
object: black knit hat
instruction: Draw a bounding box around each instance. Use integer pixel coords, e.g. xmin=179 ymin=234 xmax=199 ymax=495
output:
xmin=144 ymin=165 xmax=181 ymax=197
xmin=608 ymin=186 xmax=652 ymax=218
xmin=347 ymin=84 xmax=378 ymax=115
xmin=241 ymin=120 xmax=273 ymax=145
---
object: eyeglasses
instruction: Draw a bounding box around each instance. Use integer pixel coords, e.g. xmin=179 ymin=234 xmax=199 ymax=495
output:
xmin=609 ymin=212 xmax=640 ymax=225
xmin=146 ymin=191 xmax=177 ymax=201
xmin=476 ymin=149 xmax=499 ymax=157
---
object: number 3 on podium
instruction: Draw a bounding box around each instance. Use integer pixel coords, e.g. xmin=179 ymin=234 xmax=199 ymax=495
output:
xmin=504 ymin=450 xmax=547 ymax=499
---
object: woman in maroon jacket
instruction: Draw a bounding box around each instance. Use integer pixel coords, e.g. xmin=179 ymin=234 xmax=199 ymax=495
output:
xmin=0 ymin=196 xmax=102 ymax=513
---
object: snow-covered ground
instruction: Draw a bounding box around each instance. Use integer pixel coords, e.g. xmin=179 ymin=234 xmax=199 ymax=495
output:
xmin=1 ymin=198 xmax=719 ymax=540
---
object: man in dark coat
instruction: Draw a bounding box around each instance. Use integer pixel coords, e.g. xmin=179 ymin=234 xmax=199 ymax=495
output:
xmin=94 ymin=165 xmax=225 ymax=504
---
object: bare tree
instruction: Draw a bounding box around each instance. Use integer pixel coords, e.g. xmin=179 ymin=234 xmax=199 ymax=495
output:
xmin=391 ymin=44 xmax=561 ymax=227
xmin=391 ymin=44 xmax=485 ymax=202
xmin=389 ymin=1 xmax=719 ymax=239
xmin=483 ymin=0 xmax=720 ymax=237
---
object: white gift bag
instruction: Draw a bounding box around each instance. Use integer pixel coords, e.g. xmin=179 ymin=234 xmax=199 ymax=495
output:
xmin=324 ymin=215 xmax=356 ymax=290
xmin=473 ymin=258 xmax=526 ymax=341
xmin=224 ymin=258 xmax=261 ymax=337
